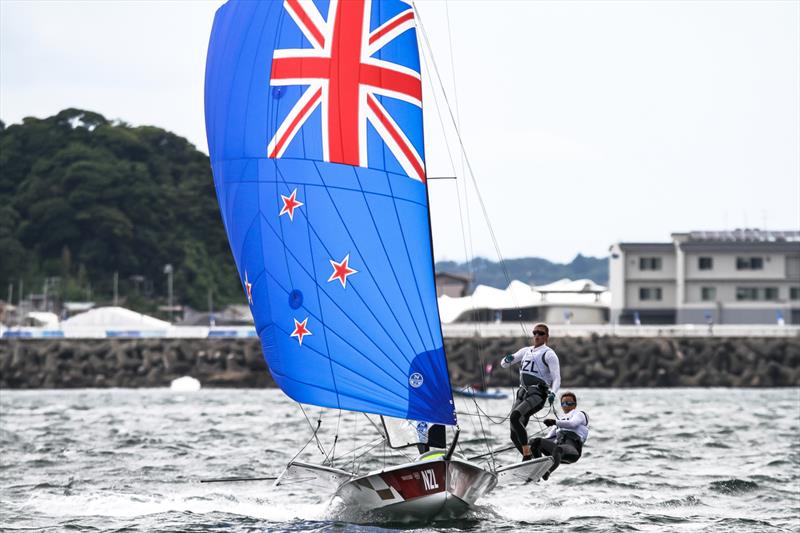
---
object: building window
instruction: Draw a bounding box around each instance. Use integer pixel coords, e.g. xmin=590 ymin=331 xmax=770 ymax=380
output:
xmin=791 ymin=287 xmax=800 ymax=300
xmin=698 ymin=257 xmax=713 ymax=270
xmin=736 ymin=257 xmax=764 ymax=270
xmin=701 ymin=287 xmax=716 ymax=301
xmin=736 ymin=287 xmax=779 ymax=301
xmin=764 ymin=287 xmax=779 ymax=300
xmin=736 ymin=287 xmax=756 ymax=301
xmin=639 ymin=287 xmax=663 ymax=301
xmin=639 ymin=257 xmax=662 ymax=271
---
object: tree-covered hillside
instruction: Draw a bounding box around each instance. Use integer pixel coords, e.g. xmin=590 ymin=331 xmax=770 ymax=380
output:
xmin=0 ymin=109 xmax=241 ymax=312
xmin=435 ymin=254 xmax=608 ymax=291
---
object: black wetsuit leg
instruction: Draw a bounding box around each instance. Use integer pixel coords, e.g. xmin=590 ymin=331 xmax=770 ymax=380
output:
xmin=509 ymin=388 xmax=546 ymax=454
xmin=510 ymin=410 xmax=533 ymax=453
xmin=542 ymin=442 xmax=581 ymax=479
xmin=530 ymin=437 xmax=543 ymax=457
xmin=532 ymin=437 xmax=558 ymax=458
xmin=558 ymin=443 xmax=581 ymax=465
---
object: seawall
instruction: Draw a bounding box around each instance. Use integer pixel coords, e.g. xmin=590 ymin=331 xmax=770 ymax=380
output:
xmin=1 ymin=336 xmax=798 ymax=389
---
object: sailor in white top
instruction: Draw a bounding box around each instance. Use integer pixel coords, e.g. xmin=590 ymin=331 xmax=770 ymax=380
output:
xmin=500 ymin=323 xmax=561 ymax=460
xmin=530 ymin=391 xmax=589 ymax=480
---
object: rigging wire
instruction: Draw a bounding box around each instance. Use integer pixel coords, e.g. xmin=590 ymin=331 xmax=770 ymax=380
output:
xmin=327 ymin=409 xmax=342 ymax=466
xmin=351 ymin=411 xmax=358 ymax=474
xmin=442 ymin=1 xmax=497 ymax=469
xmin=416 ymin=2 xmax=533 ymax=467
xmin=414 ymin=3 xmax=529 ymax=338
xmin=298 ymin=403 xmax=328 ymax=460
xmin=415 ymin=0 xmax=495 ymax=464
xmin=285 ymin=416 xmax=325 ymax=469
xmin=331 ymin=436 xmax=384 ymax=463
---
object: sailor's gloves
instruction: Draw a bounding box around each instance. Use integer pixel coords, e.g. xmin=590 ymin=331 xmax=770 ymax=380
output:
xmin=543 ymin=419 xmax=557 ymax=427
xmin=547 ymin=391 xmax=555 ymax=405
xmin=503 ymin=354 xmax=514 ymax=364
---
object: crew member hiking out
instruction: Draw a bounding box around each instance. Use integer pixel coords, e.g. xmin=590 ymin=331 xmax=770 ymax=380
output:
xmin=500 ymin=323 xmax=561 ymax=460
xmin=530 ymin=391 xmax=589 ymax=480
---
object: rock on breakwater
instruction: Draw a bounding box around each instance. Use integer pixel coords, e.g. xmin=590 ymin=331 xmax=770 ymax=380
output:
xmin=0 ymin=336 xmax=798 ymax=389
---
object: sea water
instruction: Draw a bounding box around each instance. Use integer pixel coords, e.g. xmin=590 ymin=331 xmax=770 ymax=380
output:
xmin=1 ymin=388 xmax=798 ymax=532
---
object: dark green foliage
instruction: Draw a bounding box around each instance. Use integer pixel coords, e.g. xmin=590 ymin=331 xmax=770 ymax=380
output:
xmin=0 ymin=109 xmax=241 ymax=311
xmin=436 ymin=253 xmax=608 ymax=292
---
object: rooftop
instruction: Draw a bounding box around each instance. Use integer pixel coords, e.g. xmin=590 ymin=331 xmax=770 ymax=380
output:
xmin=674 ymin=229 xmax=800 ymax=243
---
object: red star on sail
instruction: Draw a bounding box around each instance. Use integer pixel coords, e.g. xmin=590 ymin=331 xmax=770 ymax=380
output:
xmin=290 ymin=317 xmax=312 ymax=346
xmin=279 ymin=188 xmax=303 ymax=220
xmin=244 ymin=271 xmax=253 ymax=304
xmin=328 ymin=254 xmax=358 ymax=288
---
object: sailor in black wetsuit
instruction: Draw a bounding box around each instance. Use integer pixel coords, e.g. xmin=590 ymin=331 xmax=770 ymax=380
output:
xmin=500 ymin=323 xmax=561 ymax=460
xmin=530 ymin=391 xmax=589 ymax=480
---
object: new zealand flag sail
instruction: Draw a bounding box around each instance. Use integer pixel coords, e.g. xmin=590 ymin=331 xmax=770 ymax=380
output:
xmin=205 ymin=0 xmax=456 ymax=425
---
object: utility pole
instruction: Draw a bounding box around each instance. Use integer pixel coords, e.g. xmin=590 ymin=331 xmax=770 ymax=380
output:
xmin=208 ymin=287 xmax=215 ymax=327
xmin=6 ymin=283 xmax=12 ymax=326
xmin=18 ymin=278 xmax=23 ymax=326
xmin=113 ymin=271 xmax=119 ymax=306
xmin=163 ymin=264 xmax=174 ymax=322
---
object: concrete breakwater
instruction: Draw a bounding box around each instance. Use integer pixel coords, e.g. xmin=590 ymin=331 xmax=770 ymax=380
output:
xmin=1 ymin=336 xmax=798 ymax=389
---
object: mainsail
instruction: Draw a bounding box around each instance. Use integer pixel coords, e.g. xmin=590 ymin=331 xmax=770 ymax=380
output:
xmin=204 ymin=0 xmax=456 ymax=425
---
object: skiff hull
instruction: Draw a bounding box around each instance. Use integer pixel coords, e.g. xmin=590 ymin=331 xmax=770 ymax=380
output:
xmin=333 ymin=458 xmax=496 ymax=521
xmin=276 ymin=456 xmax=553 ymax=522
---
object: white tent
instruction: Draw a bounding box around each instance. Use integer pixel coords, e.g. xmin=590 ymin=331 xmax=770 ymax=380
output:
xmin=536 ymin=278 xmax=607 ymax=293
xmin=61 ymin=306 xmax=170 ymax=329
xmin=26 ymin=311 xmax=60 ymax=328
xmin=438 ymin=279 xmax=610 ymax=324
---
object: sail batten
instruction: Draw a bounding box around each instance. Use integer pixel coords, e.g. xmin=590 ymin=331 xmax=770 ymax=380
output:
xmin=205 ymin=0 xmax=456 ymax=425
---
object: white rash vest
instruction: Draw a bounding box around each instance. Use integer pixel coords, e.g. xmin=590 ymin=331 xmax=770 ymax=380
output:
xmin=545 ymin=409 xmax=590 ymax=443
xmin=500 ymin=344 xmax=561 ymax=393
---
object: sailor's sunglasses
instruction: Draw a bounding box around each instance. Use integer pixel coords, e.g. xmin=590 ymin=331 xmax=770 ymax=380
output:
xmin=561 ymin=401 xmax=576 ymax=406
xmin=532 ymin=330 xmax=547 ymax=336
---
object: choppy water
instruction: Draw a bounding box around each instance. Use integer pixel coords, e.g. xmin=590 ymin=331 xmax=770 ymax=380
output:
xmin=1 ymin=387 xmax=798 ymax=532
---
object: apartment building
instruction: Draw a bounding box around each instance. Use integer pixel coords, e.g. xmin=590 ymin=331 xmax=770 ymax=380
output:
xmin=609 ymin=229 xmax=800 ymax=325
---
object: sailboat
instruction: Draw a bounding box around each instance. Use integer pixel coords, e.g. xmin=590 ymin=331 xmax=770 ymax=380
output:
xmin=204 ymin=0 xmax=552 ymax=519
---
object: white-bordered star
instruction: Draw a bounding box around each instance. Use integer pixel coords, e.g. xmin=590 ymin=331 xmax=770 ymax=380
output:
xmin=244 ymin=271 xmax=253 ymax=304
xmin=279 ymin=188 xmax=304 ymax=220
xmin=328 ymin=254 xmax=358 ymax=288
xmin=290 ymin=317 xmax=312 ymax=345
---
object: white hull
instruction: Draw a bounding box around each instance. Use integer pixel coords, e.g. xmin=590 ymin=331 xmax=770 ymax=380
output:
xmin=276 ymin=455 xmax=552 ymax=522
xmin=332 ymin=456 xmax=551 ymax=521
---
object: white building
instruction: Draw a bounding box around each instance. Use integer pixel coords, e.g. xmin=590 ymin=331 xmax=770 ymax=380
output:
xmin=609 ymin=229 xmax=800 ymax=325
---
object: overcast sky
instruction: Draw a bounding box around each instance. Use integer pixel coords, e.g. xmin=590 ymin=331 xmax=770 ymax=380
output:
xmin=2 ymin=1 xmax=798 ymax=264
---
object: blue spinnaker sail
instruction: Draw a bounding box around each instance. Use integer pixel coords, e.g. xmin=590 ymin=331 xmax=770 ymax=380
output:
xmin=204 ymin=0 xmax=456 ymax=425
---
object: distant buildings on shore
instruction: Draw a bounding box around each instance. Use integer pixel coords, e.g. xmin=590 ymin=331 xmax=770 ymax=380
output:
xmin=435 ymin=229 xmax=800 ymax=326
xmin=609 ymin=229 xmax=800 ymax=325
xmin=3 ymin=229 xmax=797 ymax=330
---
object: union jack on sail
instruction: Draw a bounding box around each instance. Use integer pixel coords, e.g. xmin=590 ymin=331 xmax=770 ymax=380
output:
xmin=267 ymin=0 xmax=426 ymax=182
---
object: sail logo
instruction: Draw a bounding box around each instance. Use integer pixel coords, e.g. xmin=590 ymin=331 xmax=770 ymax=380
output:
xmin=409 ymin=372 xmax=424 ymax=388
xmin=421 ymin=469 xmax=438 ymax=491
xmin=267 ymin=0 xmax=426 ymax=182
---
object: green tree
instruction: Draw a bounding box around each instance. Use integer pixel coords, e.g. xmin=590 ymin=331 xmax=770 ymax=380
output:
xmin=0 ymin=108 xmax=241 ymax=311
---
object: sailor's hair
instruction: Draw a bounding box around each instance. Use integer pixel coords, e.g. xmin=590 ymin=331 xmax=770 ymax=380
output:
xmin=533 ymin=323 xmax=549 ymax=335
xmin=560 ymin=391 xmax=577 ymax=402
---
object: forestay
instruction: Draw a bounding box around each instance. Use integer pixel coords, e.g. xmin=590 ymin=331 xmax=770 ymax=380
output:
xmin=204 ymin=0 xmax=456 ymax=425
